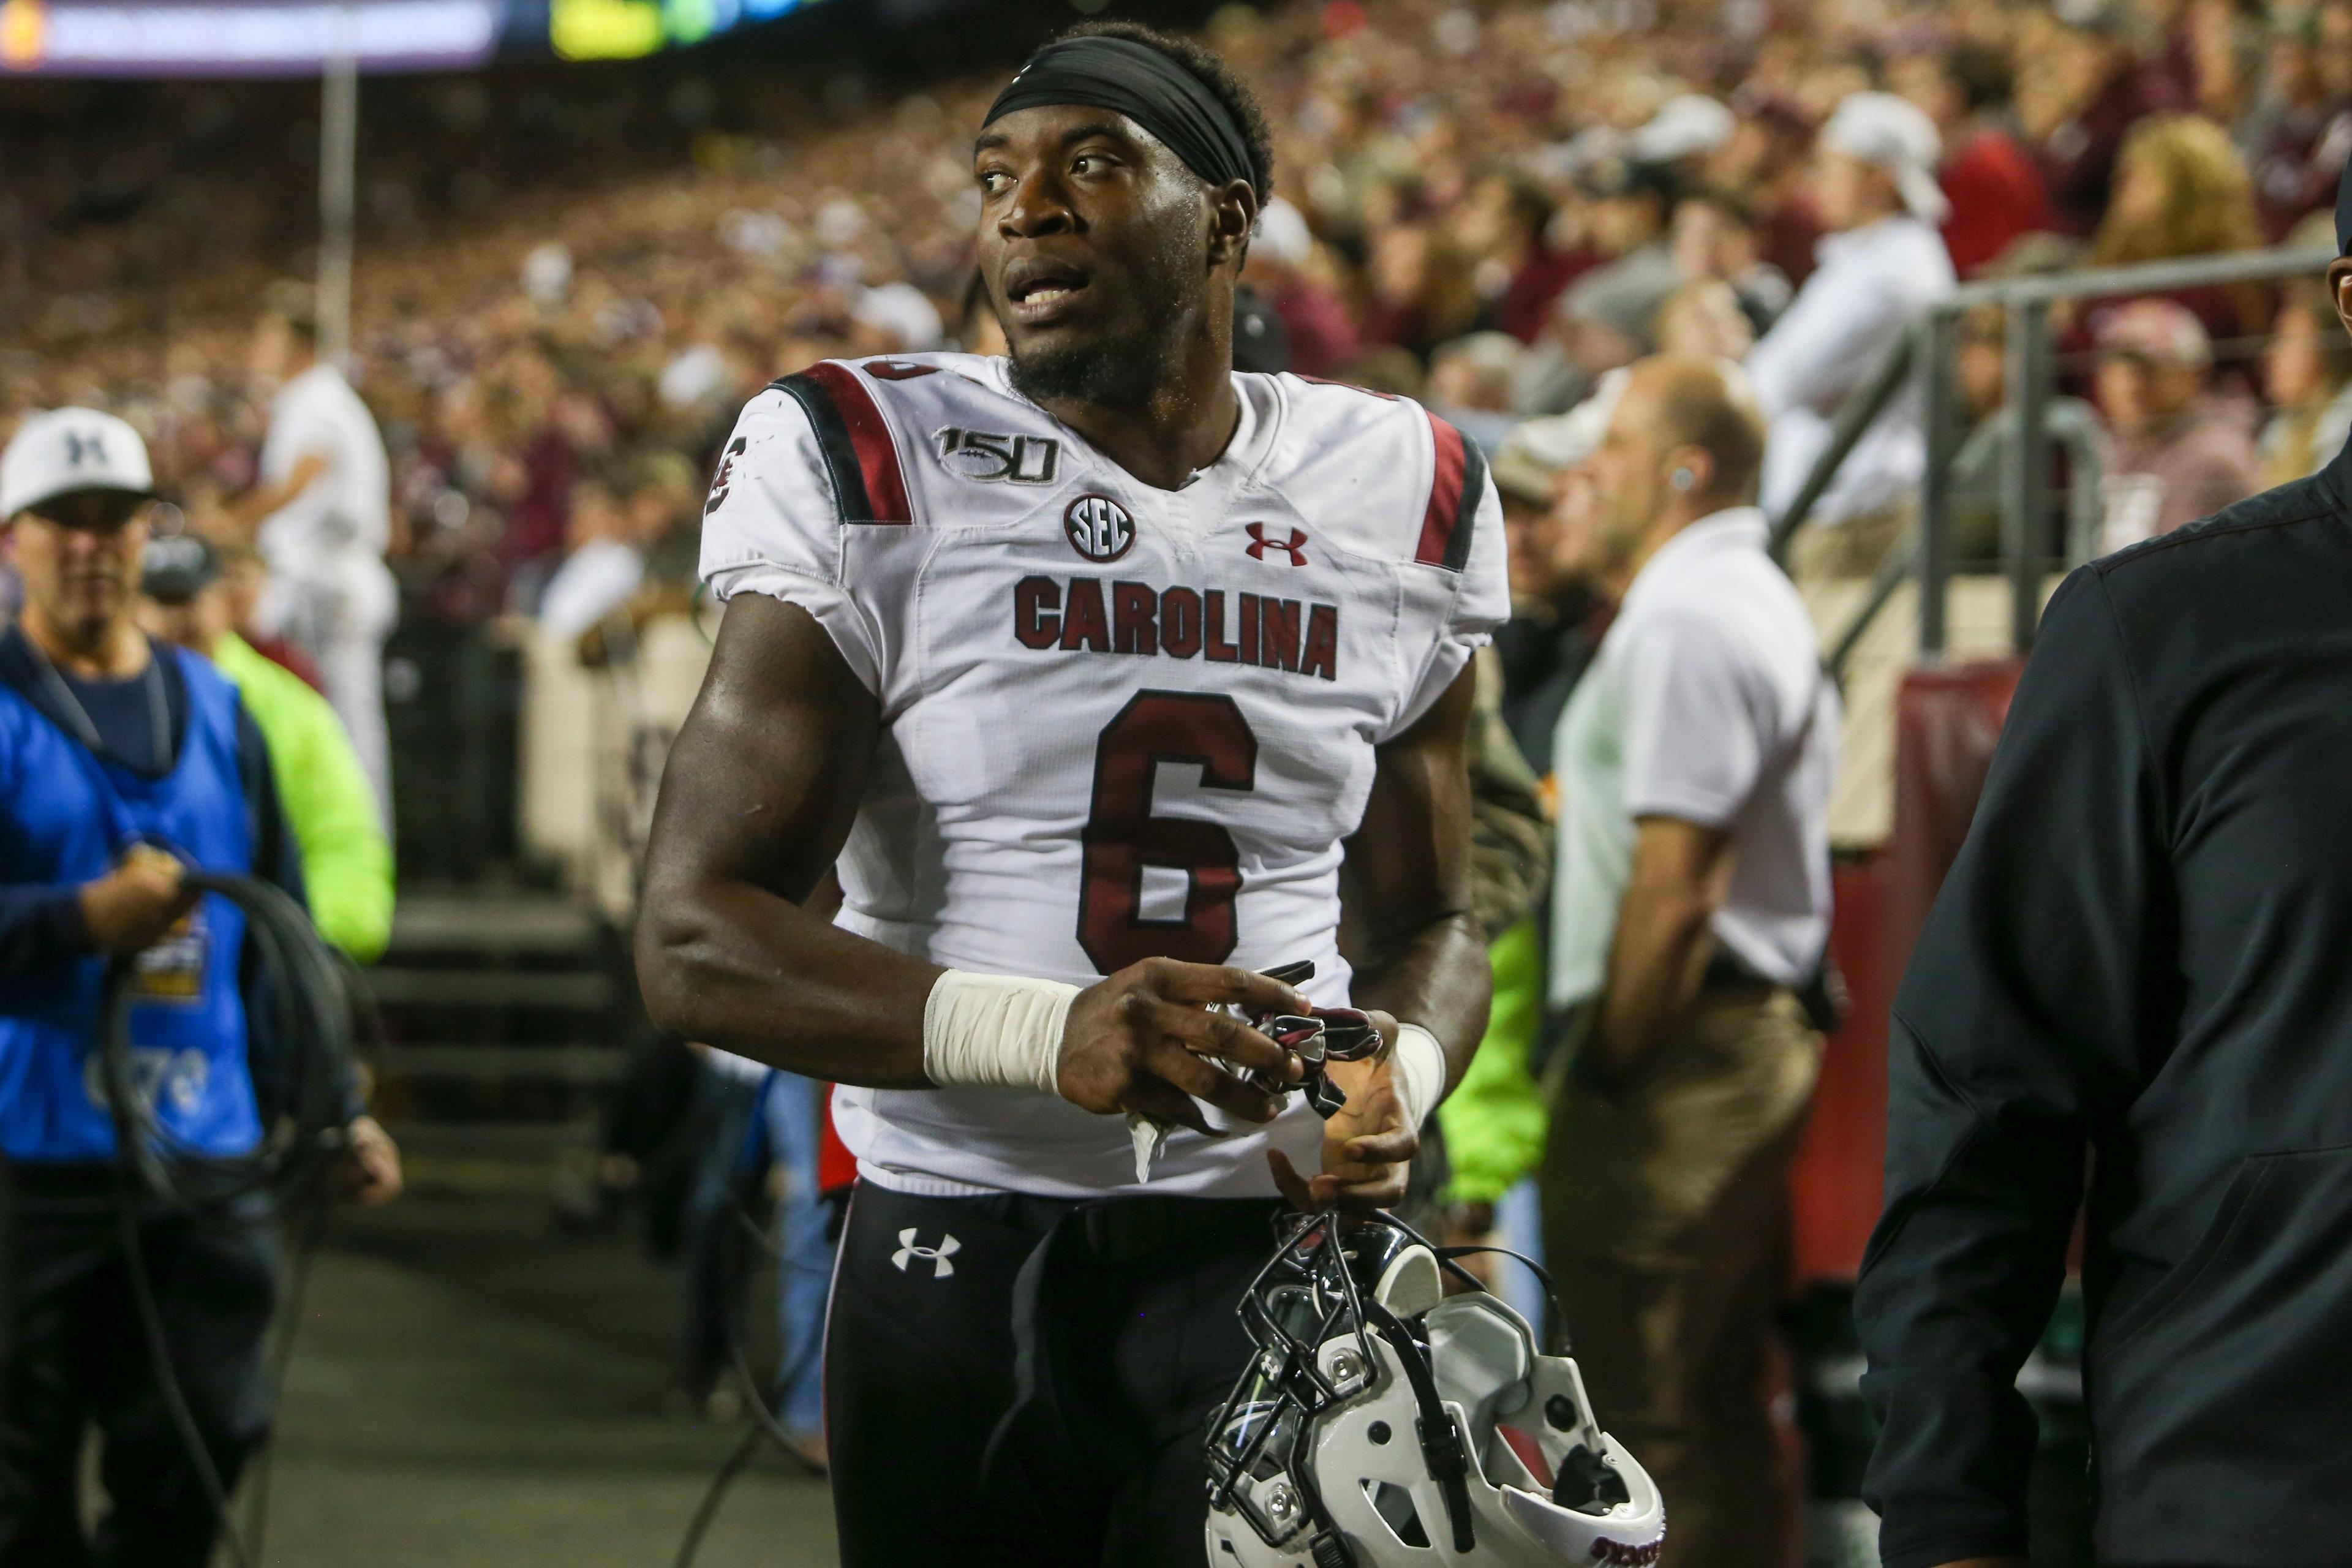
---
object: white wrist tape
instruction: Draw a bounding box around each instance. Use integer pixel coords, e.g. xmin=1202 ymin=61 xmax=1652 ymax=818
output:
xmin=1390 ymin=1023 xmax=1449 ymax=1131
xmin=921 ymin=970 xmax=1080 ymax=1095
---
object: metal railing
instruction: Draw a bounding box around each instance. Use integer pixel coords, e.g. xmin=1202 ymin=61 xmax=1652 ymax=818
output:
xmin=1773 ymin=244 xmax=2339 ymax=682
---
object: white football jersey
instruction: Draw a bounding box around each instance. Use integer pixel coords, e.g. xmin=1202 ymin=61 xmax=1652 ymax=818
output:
xmin=700 ymin=352 xmax=1508 ymax=1199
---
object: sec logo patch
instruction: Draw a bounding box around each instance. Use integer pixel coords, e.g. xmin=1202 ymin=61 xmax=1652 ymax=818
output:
xmin=1065 ymin=494 xmax=1135 ymax=564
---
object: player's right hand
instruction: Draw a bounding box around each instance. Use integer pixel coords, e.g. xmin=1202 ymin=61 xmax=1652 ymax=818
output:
xmin=1057 ymin=959 xmax=1310 ymax=1135
xmin=78 ymin=846 xmax=198 ymax=956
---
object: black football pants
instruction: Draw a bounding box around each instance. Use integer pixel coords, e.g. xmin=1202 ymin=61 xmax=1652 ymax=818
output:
xmin=826 ymin=1182 xmax=1281 ymax=1568
xmin=0 ymin=1166 xmax=276 ymax=1568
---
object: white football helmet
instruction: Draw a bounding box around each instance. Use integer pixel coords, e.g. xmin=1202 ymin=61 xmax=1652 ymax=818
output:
xmin=1204 ymin=1213 xmax=1665 ymax=1568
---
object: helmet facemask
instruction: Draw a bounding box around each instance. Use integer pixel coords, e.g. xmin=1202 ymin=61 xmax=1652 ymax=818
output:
xmin=1204 ymin=1211 xmax=1667 ymax=1568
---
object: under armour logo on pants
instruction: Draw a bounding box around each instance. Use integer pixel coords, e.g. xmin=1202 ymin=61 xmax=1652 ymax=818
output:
xmin=891 ymin=1228 xmax=961 ymax=1278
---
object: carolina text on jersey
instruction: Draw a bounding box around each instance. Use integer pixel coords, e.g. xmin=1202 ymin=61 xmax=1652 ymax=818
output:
xmin=1011 ymin=576 xmax=1340 ymax=680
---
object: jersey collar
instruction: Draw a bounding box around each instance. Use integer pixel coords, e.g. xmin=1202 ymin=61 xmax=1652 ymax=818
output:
xmin=986 ymin=358 xmax=1280 ymax=497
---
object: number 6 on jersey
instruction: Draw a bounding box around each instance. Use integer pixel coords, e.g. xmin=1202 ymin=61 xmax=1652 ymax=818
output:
xmin=1077 ymin=691 xmax=1258 ymax=973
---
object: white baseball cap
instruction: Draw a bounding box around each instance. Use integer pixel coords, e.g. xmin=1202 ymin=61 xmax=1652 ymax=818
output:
xmin=1491 ymin=369 xmax=1631 ymax=504
xmin=1 ymin=408 xmax=155 ymax=521
xmin=1492 ymin=412 xmax=1589 ymax=504
xmin=1631 ymin=94 xmax=1736 ymax=164
xmin=1822 ymin=91 xmax=1949 ymax=224
xmin=1253 ymin=197 xmax=1314 ymax=270
xmin=850 ymin=282 xmax=944 ymax=353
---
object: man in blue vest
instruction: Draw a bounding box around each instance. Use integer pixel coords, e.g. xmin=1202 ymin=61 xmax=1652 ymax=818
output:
xmin=0 ymin=408 xmax=401 ymax=1567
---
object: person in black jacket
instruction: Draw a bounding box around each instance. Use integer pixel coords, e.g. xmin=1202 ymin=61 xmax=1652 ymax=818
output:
xmin=1855 ymin=165 xmax=2352 ymax=1568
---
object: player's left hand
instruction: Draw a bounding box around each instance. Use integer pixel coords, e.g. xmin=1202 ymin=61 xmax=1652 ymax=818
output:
xmin=336 ymin=1114 xmax=404 ymax=1207
xmin=1267 ymin=1009 xmax=1417 ymax=1212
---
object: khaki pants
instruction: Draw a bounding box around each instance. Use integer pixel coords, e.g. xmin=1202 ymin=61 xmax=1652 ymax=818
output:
xmin=1785 ymin=503 xmax=1908 ymax=589
xmin=1542 ymin=990 xmax=1823 ymax=1568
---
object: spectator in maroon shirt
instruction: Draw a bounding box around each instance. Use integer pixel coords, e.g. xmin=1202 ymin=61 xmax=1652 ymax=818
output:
xmin=2243 ymin=18 xmax=2352 ymax=241
xmin=505 ymin=420 xmax=578 ymax=568
xmin=1891 ymin=40 xmax=2055 ymax=277
xmin=1507 ymin=159 xmax=1679 ymax=413
xmin=2154 ymin=0 xmax=2259 ymax=127
xmin=1360 ymin=216 xmax=1474 ymax=360
xmin=1472 ymin=176 xmax=1588 ymax=345
xmin=2091 ymin=299 xmax=2263 ymax=552
xmin=1669 ymin=190 xmax=1791 ymax=334
xmin=1241 ymin=198 xmax=1360 ymax=379
xmin=2321 ymin=0 xmax=2352 ymax=104
xmin=1711 ymin=91 xmax=1823 ymax=287
xmin=2022 ymin=9 xmax=2182 ymax=236
xmin=497 ymin=383 xmax=614 ymax=592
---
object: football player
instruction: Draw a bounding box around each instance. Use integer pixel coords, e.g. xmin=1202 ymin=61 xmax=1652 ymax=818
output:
xmin=637 ymin=23 xmax=1509 ymax=1565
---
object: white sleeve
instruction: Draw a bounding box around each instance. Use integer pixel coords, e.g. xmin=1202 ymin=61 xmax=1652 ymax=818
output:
xmin=1619 ymin=609 xmax=1770 ymax=828
xmin=258 ymin=392 xmax=309 ymax=482
xmin=1383 ymin=464 xmax=1512 ymax=742
xmin=256 ymin=391 xmax=337 ymax=548
xmin=698 ymin=387 xmax=889 ymax=696
xmin=1744 ymin=266 xmax=1907 ymax=420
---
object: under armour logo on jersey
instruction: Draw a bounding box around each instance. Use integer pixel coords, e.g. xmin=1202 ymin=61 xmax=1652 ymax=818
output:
xmin=1245 ymin=523 xmax=1308 ymax=567
xmin=891 ymin=1228 xmax=961 ymax=1278
xmin=62 ymin=432 xmax=106 ymax=468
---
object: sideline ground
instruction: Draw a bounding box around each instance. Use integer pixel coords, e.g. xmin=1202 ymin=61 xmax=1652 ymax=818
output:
xmin=252 ymin=1174 xmax=837 ymax=1568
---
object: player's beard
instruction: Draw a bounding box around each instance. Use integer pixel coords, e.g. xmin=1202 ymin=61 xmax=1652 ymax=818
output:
xmin=1006 ymin=222 xmax=1197 ymax=412
xmin=1008 ymin=318 xmax=1183 ymax=410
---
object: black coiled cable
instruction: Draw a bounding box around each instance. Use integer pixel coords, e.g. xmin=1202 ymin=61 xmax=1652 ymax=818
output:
xmin=98 ymin=872 xmax=361 ymax=1213
xmin=671 ymin=1183 xmax=830 ymax=1568
xmin=94 ymin=870 xmax=371 ymax=1568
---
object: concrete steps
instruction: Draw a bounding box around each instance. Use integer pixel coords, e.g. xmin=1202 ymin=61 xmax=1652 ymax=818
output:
xmin=360 ymin=889 xmax=630 ymax=1142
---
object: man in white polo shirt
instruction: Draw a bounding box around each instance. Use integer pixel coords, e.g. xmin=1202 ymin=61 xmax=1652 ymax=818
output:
xmin=1543 ymin=353 xmax=1838 ymax=1568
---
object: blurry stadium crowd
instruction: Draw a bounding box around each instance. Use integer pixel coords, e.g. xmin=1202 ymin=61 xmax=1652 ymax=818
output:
xmin=6 ymin=0 xmax=2352 ymax=640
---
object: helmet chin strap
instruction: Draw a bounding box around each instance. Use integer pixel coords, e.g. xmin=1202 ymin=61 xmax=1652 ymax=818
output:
xmin=1361 ymin=1300 xmax=1477 ymax=1555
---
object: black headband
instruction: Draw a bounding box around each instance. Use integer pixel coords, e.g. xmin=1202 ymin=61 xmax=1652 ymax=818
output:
xmin=2338 ymin=151 xmax=2350 ymax=257
xmin=983 ymin=36 xmax=1257 ymax=195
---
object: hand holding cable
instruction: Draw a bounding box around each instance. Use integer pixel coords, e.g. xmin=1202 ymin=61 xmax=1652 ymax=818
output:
xmin=99 ymin=866 xmax=375 ymax=1213
xmin=79 ymin=843 xmax=199 ymax=954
